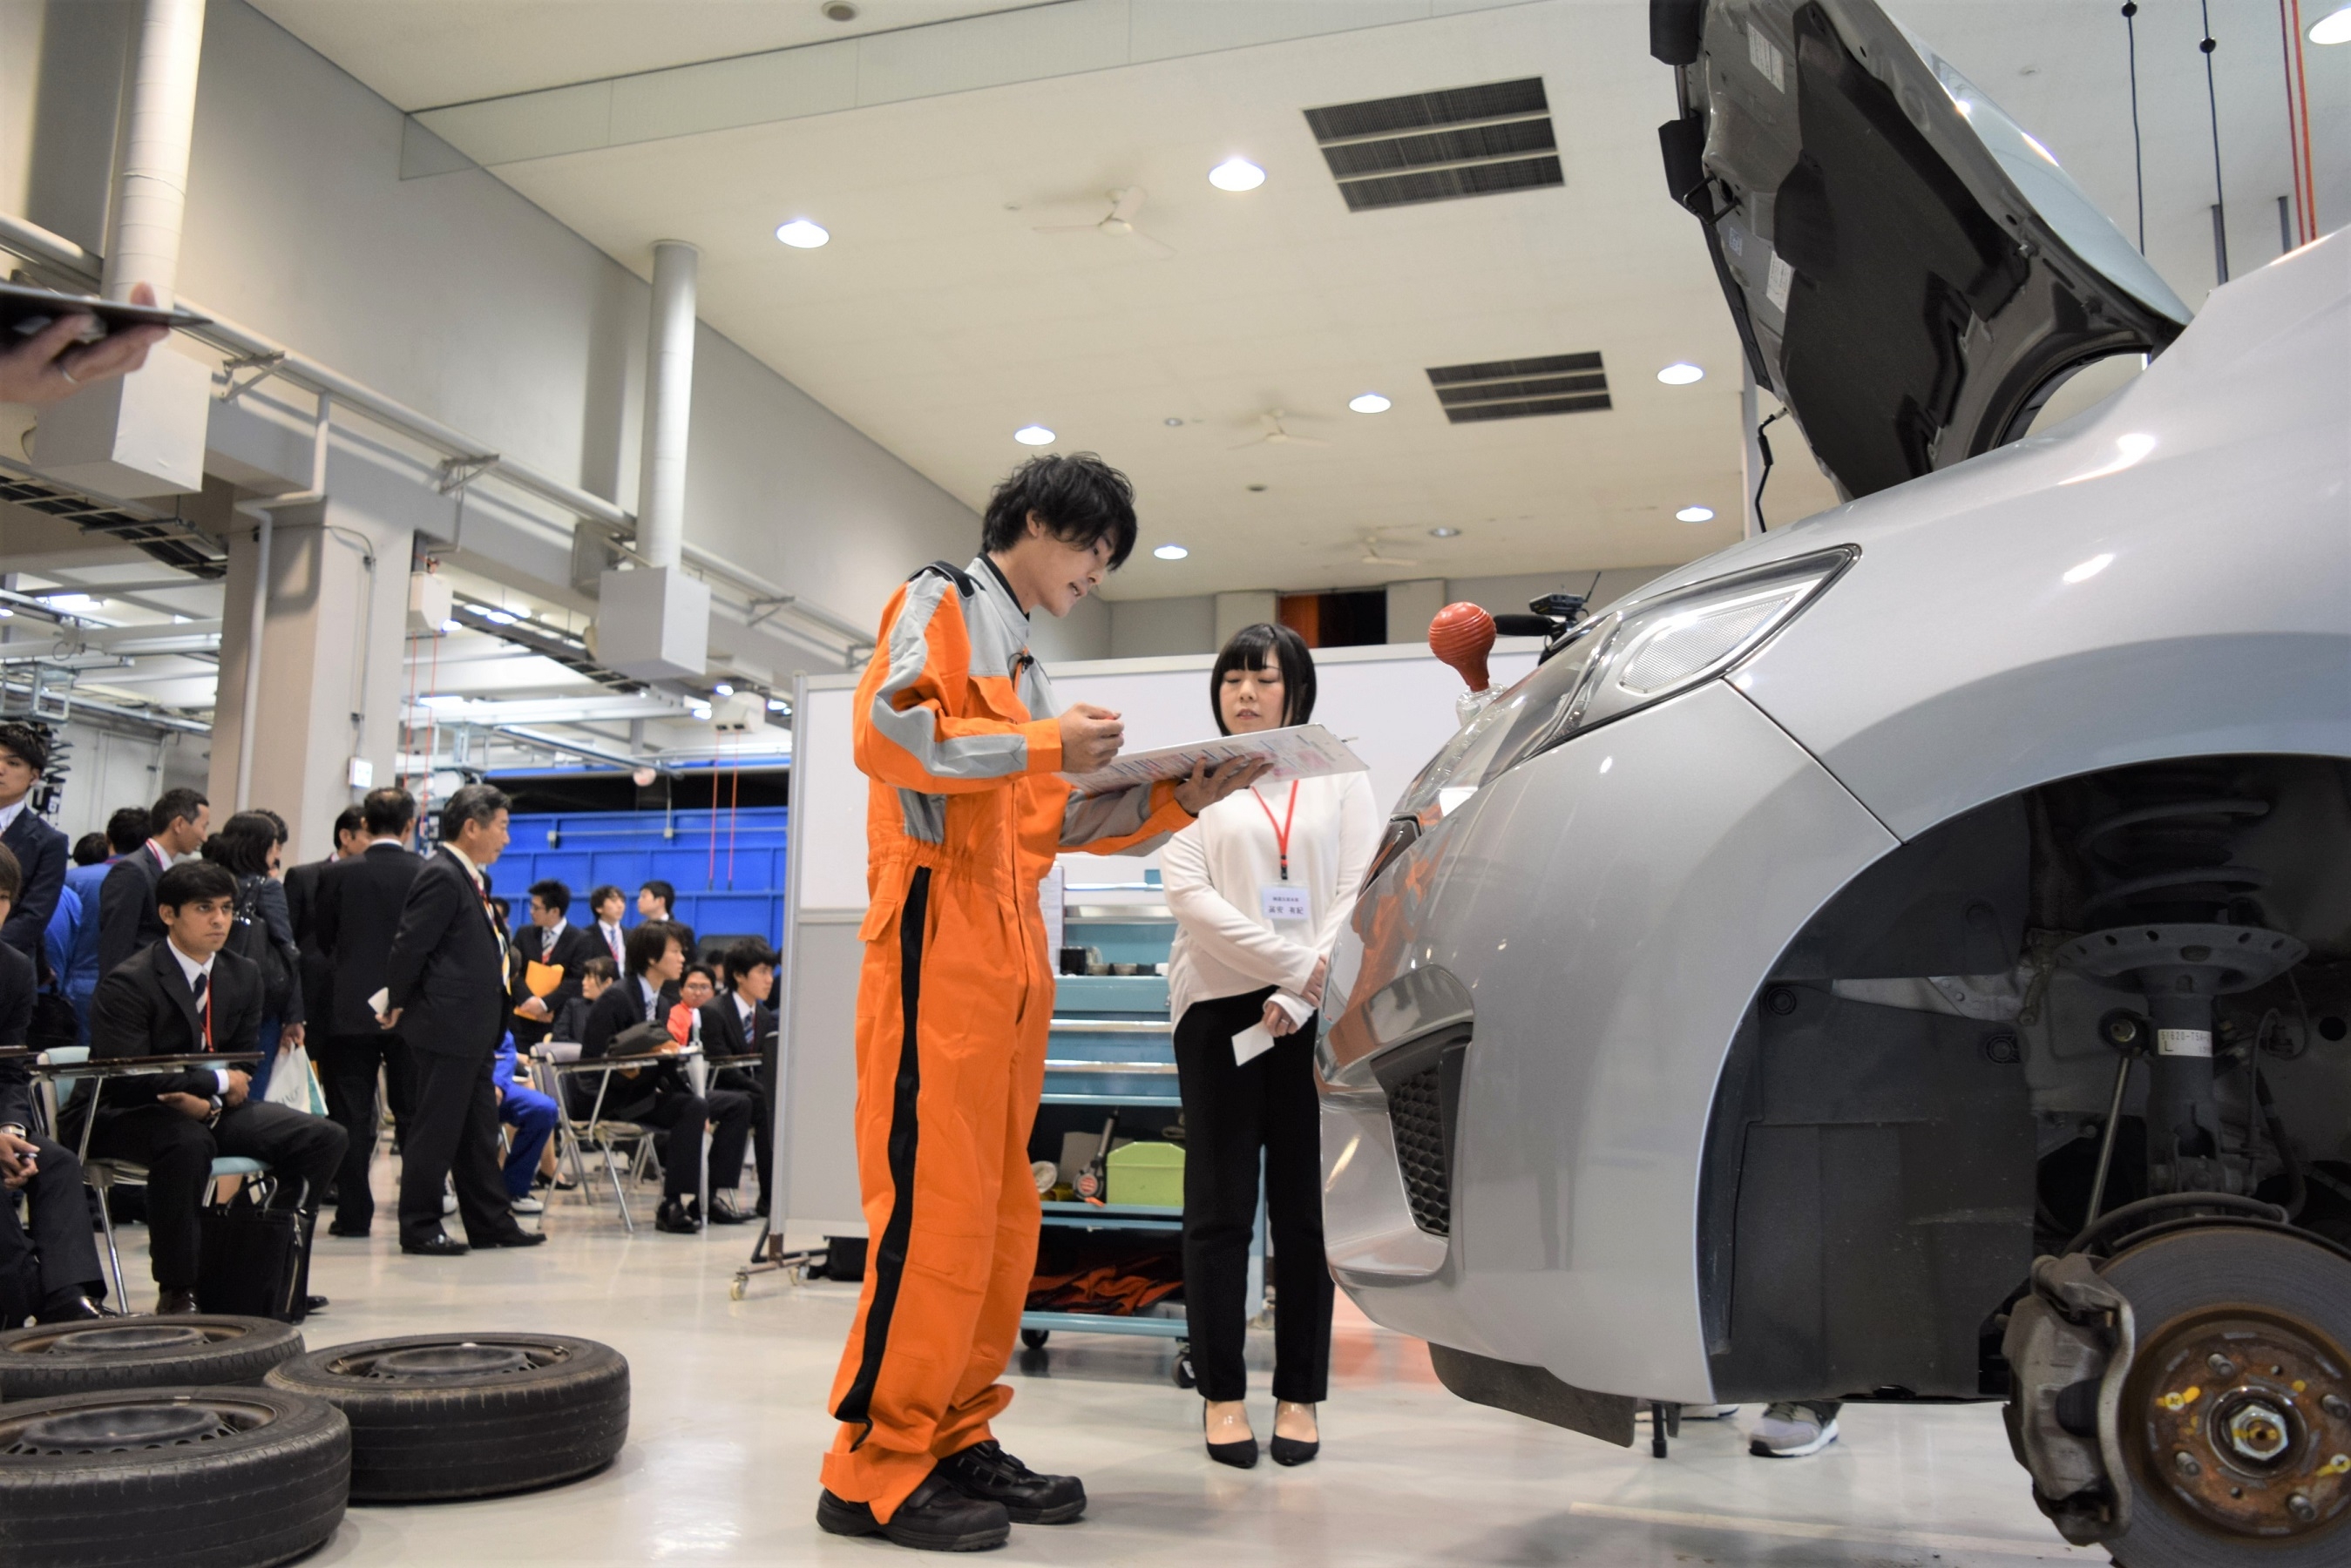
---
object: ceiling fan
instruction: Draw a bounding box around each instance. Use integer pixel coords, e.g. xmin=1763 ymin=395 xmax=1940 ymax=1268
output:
xmin=1334 ymin=530 xmax=1421 ymax=568
xmin=1230 ymin=409 xmax=1328 ymax=449
xmin=1033 ymin=187 xmax=1175 ymax=260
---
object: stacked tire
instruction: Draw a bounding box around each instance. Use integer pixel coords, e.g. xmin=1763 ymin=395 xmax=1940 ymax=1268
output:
xmin=0 ymin=1320 xmax=628 ymax=1565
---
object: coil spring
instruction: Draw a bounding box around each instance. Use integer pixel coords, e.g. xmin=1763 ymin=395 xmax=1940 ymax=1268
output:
xmin=2077 ymin=765 xmax=2271 ymax=925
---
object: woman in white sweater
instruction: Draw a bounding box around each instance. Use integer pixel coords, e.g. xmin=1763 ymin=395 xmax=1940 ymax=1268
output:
xmin=1162 ymin=623 xmax=1379 ymax=1469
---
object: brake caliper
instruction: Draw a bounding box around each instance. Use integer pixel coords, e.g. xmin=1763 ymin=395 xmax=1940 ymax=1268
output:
xmin=2002 ymin=1252 xmax=2138 ymax=1546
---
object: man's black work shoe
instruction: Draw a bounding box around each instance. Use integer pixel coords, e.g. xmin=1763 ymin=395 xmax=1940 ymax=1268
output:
xmin=654 ymin=1197 xmax=698 ymax=1234
xmin=934 ymin=1439 xmax=1087 ymax=1524
xmin=816 ymin=1471 xmax=1011 ymax=1551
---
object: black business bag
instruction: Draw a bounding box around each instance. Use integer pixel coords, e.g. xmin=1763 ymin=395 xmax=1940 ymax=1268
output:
xmin=196 ymin=1206 xmax=308 ymax=1322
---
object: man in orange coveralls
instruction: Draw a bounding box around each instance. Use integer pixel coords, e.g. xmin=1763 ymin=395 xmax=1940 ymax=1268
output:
xmin=817 ymin=453 xmax=1266 ymax=1551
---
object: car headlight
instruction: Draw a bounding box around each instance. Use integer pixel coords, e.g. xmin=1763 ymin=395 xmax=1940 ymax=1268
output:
xmin=1391 ymin=546 xmax=1857 ymax=833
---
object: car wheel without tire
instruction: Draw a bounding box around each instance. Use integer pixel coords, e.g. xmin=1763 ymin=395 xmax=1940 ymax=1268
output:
xmin=267 ymin=1332 xmax=627 ymax=1501
xmin=0 ymin=1316 xmax=304 ymax=1401
xmin=0 ymin=1385 xmax=348 ymax=1568
xmin=2100 ymin=1227 xmax=2351 ymax=1568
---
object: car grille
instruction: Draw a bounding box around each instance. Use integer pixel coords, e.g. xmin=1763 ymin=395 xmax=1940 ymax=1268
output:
xmin=1386 ymin=1062 xmax=1453 ymax=1235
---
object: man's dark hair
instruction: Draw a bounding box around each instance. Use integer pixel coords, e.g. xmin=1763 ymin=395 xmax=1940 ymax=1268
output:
xmin=331 ymin=804 xmax=365 ymax=842
xmin=489 ymin=896 xmax=512 ymax=926
xmin=0 ymin=842 xmax=19 ymax=902
xmin=105 ymin=806 xmax=149 ymax=855
xmin=1209 ymin=622 xmax=1318 ymax=734
xmin=0 ymin=720 xmax=49 ymax=775
xmin=682 ymin=963 xmax=717 ymax=990
xmin=150 ymin=787 xmax=207 ymax=838
xmin=580 ymin=955 xmax=619 ymax=985
xmin=71 ymin=832 xmax=111 ymax=866
xmin=438 ymin=782 xmax=510 ymax=845
xmin=157 ymin=860 xmax=236 ymax=911
xmin=589 ymin=885 xmax=625 ymax=917
xmin=722 ymin=937 xmax=779 ymax=986
xmin=529 ymin=879 xmax=572 ymax=915
xmin=625 ymin=920 xmax=681 ymax=978
xmin=979 ymin=453 xmax=1138 ymax=570
xmin=639 ymin=880 xmax=675 ymax=915
xmin=361 ymin=787 xmax=415 ymax=838
xmin=203 ymin=811 xmax=282 ymax=877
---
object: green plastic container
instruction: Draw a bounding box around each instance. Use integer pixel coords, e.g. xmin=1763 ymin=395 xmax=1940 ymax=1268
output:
xmin=1106 ymin=1140 xmax=1184 ymax=1208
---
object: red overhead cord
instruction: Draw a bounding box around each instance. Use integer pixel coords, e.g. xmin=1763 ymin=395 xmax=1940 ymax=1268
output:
xmin=726 ymin=740 xmax=741 ymax=890
xmin=2280 ymin=1 xmax=2320 ymax=245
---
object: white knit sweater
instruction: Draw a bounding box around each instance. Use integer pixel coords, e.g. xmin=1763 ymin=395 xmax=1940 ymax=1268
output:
xmin=1162 ymin=771 xmax=1379 ymax=1026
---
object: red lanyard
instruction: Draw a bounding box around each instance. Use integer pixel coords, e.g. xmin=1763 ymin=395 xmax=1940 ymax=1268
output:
xmin=1252 ymin=781 xmax=1300 ymax=882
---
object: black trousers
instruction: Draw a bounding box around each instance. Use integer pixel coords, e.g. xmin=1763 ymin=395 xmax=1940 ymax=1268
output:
xmin=1173 ymin=988 xmax=1333 ymax=1405
xmin=317 ymin=1031 xmax=410 ymax=1232
xmin=398 ymin=1044 xmax=519 ymax=1247
xmin=0 ymin=1137 xmax=106 ymax=1321
xmin=77 ymin=1101 xmax=345 ymax=1294
xmin=713 ymin=1064 xmax=771 ymax=1207
xmin=632 ymin=1086 xmax=755 ymax=1200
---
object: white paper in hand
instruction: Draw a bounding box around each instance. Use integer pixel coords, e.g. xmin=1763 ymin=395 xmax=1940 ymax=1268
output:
xmin=368 ymin=987 xmax=391 ymax=1022
xmin=1232 ymin=1022 xmax=1277 ymax=1067
xmin=1061 ymin=722 xmax=1365 ymax=796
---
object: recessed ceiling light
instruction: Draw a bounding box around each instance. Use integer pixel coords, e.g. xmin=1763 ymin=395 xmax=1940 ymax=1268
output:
xmin=823 ymin=1 xmax=858 ymax=20
xmin=1209 ymin=157 xmax=1266 ymax=192
xmin=775 ymin=218 xmax=830 ymax=248
xmin=1429 ymin=526 xmax=1461 ymax=538
xmin=2311 ymin=5 xmax=2351 ymax=44
xmin=1677 ymin=505 xmax=1716 ymax=523
xmin=1657 ymin=362 xmax=1704 ymax=385
xmin=1153 ymin=544 xmax=1189 ymax=560
xmin=1348 ymin=392 xmax=1392 ymax=414
xmin=714 ymin=682 xmax=734 ymax=696
xmin=1014 ymin=424 xmax=1055 ymax=446
xmin=1245 ymin=483 xmax=1268 ymax=493
xmin=1163 ymin=417 xmax=1184 ymax=427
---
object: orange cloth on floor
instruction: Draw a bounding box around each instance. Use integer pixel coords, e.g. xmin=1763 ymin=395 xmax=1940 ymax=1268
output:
xmin=820 ymin=560 xmax=1191 ymax=1523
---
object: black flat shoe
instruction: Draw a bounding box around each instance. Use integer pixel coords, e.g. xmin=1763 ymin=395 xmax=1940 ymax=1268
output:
xmin=1269 ymin=1435 xmax=1319 ymax=1466
xmin=1204 ymin=1409 xmax=1257 ymax=1470
xmin=707 ymin=1193 xmax=751 ymax=1226
xmin=654 ymin=1198 xmax=699 ymax=1234
xmin=327 ymin=1223 xmax=370 ymax=1239
xmin=477 ymin=1229 xmax=547 ymax=1248
xmin=34 ymin=1292 xmax=110 ymax=1323
xmin=934 ymin=1438 xmax=1086 ymax=1524
xmin=401 ymin=1233 xmax=470 ymax=1257
xmin=303 ymin=1294 xmax=330 ymax=1314
xmin=816 ymin=1472 xmax=1011 ymax=1551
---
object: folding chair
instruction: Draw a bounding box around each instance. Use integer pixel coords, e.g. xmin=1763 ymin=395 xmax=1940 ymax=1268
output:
xmin=532 ymin=1043 xmax=654 ymax=1233
xmin=37 ymin=1047 xmax=274 ymax=1308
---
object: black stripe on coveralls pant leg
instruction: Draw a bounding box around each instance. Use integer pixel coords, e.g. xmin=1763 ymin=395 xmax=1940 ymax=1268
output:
xmin=835 ymin=865 xmax=929 ymax=1434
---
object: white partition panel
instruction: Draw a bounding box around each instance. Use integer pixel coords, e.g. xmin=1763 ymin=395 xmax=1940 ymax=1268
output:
xmin=775 ymin=639 xmax=1541 ymax=1238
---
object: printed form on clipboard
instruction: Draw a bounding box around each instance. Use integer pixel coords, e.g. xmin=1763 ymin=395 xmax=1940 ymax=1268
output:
xmin=1060 ymin=722 xmax=1367 ymax=796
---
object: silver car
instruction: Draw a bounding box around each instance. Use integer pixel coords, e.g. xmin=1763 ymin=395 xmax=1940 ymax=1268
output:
xmin=1317 ymin=3 xmax=2351 ymax=1565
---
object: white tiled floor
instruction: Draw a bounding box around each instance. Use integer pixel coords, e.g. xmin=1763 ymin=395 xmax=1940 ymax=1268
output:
xmin=96 ymin=1176 xmax=2100 ymax=1565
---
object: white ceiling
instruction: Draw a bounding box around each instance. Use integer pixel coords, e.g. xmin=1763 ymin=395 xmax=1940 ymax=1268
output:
xmin=247 ymin=0 xmax=2346 ymax=602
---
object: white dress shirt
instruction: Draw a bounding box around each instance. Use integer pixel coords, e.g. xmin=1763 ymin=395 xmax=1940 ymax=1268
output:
xmin=0 ymin=794 xmax=26 ymax=835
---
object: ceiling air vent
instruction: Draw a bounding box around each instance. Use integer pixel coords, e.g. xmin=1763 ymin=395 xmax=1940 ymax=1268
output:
xmin=1426 ymin=353 xmax=1609 ymax=423
xmin=1304 ymin=78 xmax=1561 ymax=213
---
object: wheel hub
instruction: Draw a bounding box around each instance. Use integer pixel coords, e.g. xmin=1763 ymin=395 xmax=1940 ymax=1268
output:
xmin=43 ymin=1325 xmax=211 ymax=1354
xmin=2136 ymin=1315 xmax=2351 ymax=1538
xmin=367 ymin=1342 xmax=533 ymax=1378
xmin=5 ymin=1402 xmax=234 ymax=1455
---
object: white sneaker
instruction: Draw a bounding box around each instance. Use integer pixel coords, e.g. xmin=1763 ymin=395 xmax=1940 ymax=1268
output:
xmin=1749 ymin=1402 xmax=1840 ymax=1457
xmin=510 ymin=1193 xmax=545 ymax=1214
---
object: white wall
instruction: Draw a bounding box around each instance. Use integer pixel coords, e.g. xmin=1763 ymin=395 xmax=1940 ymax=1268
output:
xmin=45 ymin=717 xmax=211 ymax=847
xmin=3 ymin=0 xmax=978 ymax=647
xmin=1108 ymin=593 xmax=1215 ymax=659
xmin=1026 ymin=590 xmax=1109 ymax=665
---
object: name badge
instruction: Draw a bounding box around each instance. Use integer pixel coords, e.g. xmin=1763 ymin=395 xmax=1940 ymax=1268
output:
xmin=1261 ymin=885 xmax=1311 ymax=923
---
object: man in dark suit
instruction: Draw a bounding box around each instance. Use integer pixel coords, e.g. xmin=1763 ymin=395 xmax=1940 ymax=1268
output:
xmin=0 ymin=842 xmax=108 ymax=1323
xmin=0 ymin=722 xmax=68 ymax=973
xmin=702 ymin=937 xmax=779 ymax=1219
xmin=508 ymin=880 xmax=594 ymax=1051
xmin=310 ymin=788 xmax=423 ymax=1238
xmin=64 ymin=860 xmax=347 ymax=1315
xmin=97 ymin=786 xmax=209 ymax=979
xmin=580 ymin=920 xmax=754 ymax=1233
xmin=636 ymin=880 xmax=696 ymax=960
xmin=285 ymin=805 xmax=364 ymax=1037
xmin=378 ymin=784 xmax=545 ymax=1257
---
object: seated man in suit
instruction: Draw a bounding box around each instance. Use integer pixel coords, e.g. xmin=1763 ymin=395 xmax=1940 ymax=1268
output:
xmin=510 ymin=880 xmax=593 ymax=1051
xmin=64 ymin=861 xmax=348 ymax=1315
xmin=636 ymin=881 xmax=695 ymax=962
xmin=97 ymin=786 xmax=209 ymax=978
xmin=702 ymin=938 xmax=779 ymax=1219
xmin=0 ymin=843 xmax=107 ymax=1324
xmin=578 ymin=921 xmax=752 ymax=1233
xmin=0 ymin=722 xmax=68 ymax=974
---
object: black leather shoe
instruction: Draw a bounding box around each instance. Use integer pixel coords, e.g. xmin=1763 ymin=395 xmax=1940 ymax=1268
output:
xmin=328 ymin=1222 xmax=370 ymax=1239
xmin=707 ymin=1193 xmax=750 ymax=1226
xmin=816 ymin=1472 xmax=1011 ymax=1551
xmin=154 ymin=1288 xmax=200 ymax=1315
xmin=35 ymin=1292 xmax=110 ymax=1323
xmin=654 ymin=1197 xmax=699 ymax=1234
xmin=934 ymin=1439 xmax=1086 ymax=1524
xmin=304 ymin=1295 xmax=330 ymax=1315
xmin=401 ymin=1233 xmax=471 ymax=1257
xmin=477 ymin=1229 xmax=546 ymax=1248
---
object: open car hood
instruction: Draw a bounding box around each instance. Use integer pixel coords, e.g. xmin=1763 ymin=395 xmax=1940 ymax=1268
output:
xmin=1651 ymin=0 xmax=2192 ymax=500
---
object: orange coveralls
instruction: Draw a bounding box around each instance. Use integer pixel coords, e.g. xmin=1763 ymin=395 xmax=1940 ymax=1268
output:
xmin=822 ymin=557 xmax=1192 ymax=1518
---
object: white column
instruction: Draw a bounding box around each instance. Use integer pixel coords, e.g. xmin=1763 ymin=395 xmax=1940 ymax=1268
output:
xmin=635 ymin=240 xmax=699 ymax=570
xmin=101 ymin=0 xmax=207 ymax=307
